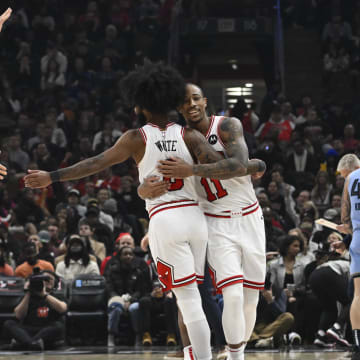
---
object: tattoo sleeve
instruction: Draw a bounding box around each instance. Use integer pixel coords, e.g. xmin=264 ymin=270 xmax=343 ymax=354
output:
xmin=246 ymin=159 xmax=266 ymax=176
xmin=191 ymin=117 xmax=250 ymax=179
xmin=341 ymin=178 xmax=353 ymax=233
xmin=56 ymin=153 xmax=108 ymax=182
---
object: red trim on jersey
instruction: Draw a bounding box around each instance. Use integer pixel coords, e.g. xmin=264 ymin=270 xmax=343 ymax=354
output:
xmin=196 ymin=275 xmax=205 ymax=284
xmin=216 ymin=116 xmax=226 ymax=147
xmin=204 ymin=201 xmax=259 ymax=219
xmin=205 ymin=115 xmax=215 ymax=139
xmin=243 ymin=205 xmax=259 ymax=216
xmin=204 ymin=213 xmax=231 ymax=219
xmin=217 ymin=275 xmax=244 ymax=289
xmin=181 ymin=127 xmax=185 ymax=139
xmin=138 ymin=128 xmax=147 ymax=144
xmin=242 ymin=201 xmax=258 ymax=210
xmin=149 ymin=203 xmax=198 ymax=219
xmin=244 ymin=283 xmax=264 ymax=290
xmin=150 ymin=199 xmax=191 ymax=213
xmin=147 ymin=122 xmax=176 ymax=129
xmin=243 ymin=279 xmax=265 ymax=290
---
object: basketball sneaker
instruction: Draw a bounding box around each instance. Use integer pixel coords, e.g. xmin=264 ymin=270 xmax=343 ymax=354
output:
xmin=326 ymin=324 xmax=352 ymax=347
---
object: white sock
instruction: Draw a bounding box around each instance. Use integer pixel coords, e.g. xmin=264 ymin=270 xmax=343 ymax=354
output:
xmin=243 ymin=288 xmax=259 ymax=341
xmin=222 ymin=284 xmax=245 ymax=344
xmin=227 ymin=344 xmax=245 ymax=360
xmin=173 ymin=284 xmax=212 ymax=360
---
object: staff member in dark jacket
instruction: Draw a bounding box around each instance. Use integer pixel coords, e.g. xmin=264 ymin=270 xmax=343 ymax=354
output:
xmin=104 ymin=245 xmax=151 ymax=346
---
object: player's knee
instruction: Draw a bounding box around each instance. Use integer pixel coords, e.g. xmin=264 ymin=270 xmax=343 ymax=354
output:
xmin=244 ymin=287 xmax=259 ymax=305
xmin=222 ymin=283 xmax=244 ymax=308
xmin=172 ymin=284 xmax=205 ymax=325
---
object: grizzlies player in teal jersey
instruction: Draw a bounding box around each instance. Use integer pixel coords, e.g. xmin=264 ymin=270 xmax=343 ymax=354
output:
xmin=337 ymin=154 xmax=360 ymax=360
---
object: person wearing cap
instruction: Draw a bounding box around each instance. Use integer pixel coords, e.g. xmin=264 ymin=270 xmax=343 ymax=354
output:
xmin=15 ymin=243 xmax=54 ymax=279
xmin=100 ymin=232 xmax=135 ymax=275
xmin=86 ymin=198 xmax=114 ymax=232
xmin=55 ymin=234 xmax=99 ymax=280
xmin=66 ymin=188 xmax=86 ymax=217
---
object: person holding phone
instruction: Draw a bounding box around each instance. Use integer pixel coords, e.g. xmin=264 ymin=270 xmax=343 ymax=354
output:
xmin=267 ymin=235 xmax=306 ymax=345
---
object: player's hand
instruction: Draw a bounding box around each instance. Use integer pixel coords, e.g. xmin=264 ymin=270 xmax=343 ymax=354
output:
xmin=24 ymin=170 xmax=51 ymax=189
xmin=140 ymin=233 xmax=149 ymax=252
xmin=0 ymin=8 xmax=12 ymax=32
xmin=158 ymin=157 xmax=193 ymax=178
xmin=332 ymin=240 xmax=346 ymax=253
xmin=0 ymin=161 xmax=7 ymax=180
xmin=336 ymin=223 xmax=352 ymax=234
xmin=138 ymin=176 xmax=169 ymax=200
xmin=249 ymin=159 xmax=266 ymax=180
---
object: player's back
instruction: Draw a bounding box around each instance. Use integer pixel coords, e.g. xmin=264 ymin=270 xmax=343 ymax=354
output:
xmin=195 ymin=115 xmax=258 ymax=215
xmin=348 ymin=168 xmax=360 ymax=232
xmin=138 ymin=122 xmax=198 ymax=218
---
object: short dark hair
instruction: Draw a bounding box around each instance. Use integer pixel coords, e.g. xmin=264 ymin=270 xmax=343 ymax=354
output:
xmin=279 ymin=235 xmax=304 ymax=257
xmin=121 ymin=62 xmax=186 ymax=115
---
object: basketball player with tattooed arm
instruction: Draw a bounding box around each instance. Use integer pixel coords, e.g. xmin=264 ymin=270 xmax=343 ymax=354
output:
xmin=24 ymin=63 xmax=263 ymax=360
xmin=149 ymin=83 xmax=266 ymax=360
xmin=336 ymin=154 xmax=360 ymax=360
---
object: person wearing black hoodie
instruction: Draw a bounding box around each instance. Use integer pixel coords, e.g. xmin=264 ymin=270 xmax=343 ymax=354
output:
xmin=104 ymin=245 xmax=151 ymax=346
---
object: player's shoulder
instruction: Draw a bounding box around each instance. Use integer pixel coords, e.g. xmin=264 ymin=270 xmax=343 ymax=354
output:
xmin=217 ymin=116 xmax=244 ymax=140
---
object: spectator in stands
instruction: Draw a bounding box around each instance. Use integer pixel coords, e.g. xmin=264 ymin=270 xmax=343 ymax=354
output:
xmin=311 ymin=170 xmax=333 ymax=215
xmin=80 ymin=182 xmax=96 ymax=206
xmin=7 ymin=134 xmax=29 ymax=172
xmin=41 ymin=41 xmax=68 ymax=82
xmin=322 ymin=16 xmax=352 ymax=44
xmin=78 ymin=219 xmax=105 ymax=261
xmin=285 ymin=139 xmax=319 ymax=188
xmin=249 ymin=281 xmax=294 ymax=349
xmin=0 ymin=236 xmax=14 ymax=276
xmin=268 ymin=235 xmax=306 ymax=344
xmin=105 ymin=245 xmax=151 ymax=346
xmin=343 ymin=123 xmax=359 ymax=152
xmin=28 ymin=231 xmax=55 ymax=265
xmin=66 ymin=188 xmax=86 ymax=217
xmin=139 ymin=278 xmax=178 ymax=346
xmin=14 ymin=188 xmax=44 ymax=227
xmin=55 ymin=234 xmax=99 ymax=280
xmin=15 ymin=243 xmax=54 ymax=278
xmin=86 ymin=198 xmax=114 ymax=232
xmin=3 ymin=269 xmax=67 ymax=350
xmin=255 ymin=104 xmax=295 ymax=146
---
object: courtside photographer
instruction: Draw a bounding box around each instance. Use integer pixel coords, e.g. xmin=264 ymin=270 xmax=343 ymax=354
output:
xmin=2 ymin=267 xmax=67 ymax=350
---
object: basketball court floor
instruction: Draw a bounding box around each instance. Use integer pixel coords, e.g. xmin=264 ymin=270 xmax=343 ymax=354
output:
xmin=0 ymin=347 xmax=351 ymax=360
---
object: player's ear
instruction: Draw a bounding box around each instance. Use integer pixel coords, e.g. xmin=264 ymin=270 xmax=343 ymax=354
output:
xmin=204 ymin=97 xmax=208 ymax=108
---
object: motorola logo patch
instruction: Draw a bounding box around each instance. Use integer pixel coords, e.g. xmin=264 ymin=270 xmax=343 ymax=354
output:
xmin=208 ymin=134 xmax=218 ymax=145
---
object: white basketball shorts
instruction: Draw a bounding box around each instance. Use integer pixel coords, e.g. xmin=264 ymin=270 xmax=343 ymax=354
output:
xmin=148 ymin=200 xmax=208 ymax=291
xmin=205 ymin=202 xmax=266 ymax=292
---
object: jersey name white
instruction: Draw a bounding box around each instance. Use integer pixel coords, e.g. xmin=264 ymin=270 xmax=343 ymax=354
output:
xmin=195 ymin=116 xmax=258 ymax=214
xmin=138 ymin=122 xmax=197 ymax=212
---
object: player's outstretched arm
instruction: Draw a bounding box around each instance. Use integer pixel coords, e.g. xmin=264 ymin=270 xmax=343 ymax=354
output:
xmin=0 ymin=163 xmax=7 ymax=180
xmin=24 ymin=130 xmax=143 ymax=189
xmin=337 ymin=177 xmax=353 ymax=234
xmin=0 ymin=8 xmax=12 ymax=32
xmin=158 ymin=123 xmax=265 ymax=180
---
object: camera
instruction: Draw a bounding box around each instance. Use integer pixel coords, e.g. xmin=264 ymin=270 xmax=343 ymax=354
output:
xmin=29 ymin=267 xmax=50 ymax=293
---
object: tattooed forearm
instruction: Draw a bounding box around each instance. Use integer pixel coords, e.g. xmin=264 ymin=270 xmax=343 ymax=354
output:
xmin=193 ymin=158 xmax=247 ymax=179
xmin=246 ymin=159 xmax=266 ymax=175
xmin=52 ymin=153 xmax=107 ymax=182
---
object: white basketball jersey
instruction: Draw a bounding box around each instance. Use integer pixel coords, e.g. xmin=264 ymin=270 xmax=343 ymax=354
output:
xmin=138 ymin=122 xmax=198 ymax=213
xmin=195 ymin=116 xmax=258 ymax=214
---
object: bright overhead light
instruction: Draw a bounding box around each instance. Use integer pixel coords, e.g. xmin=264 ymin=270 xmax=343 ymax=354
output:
xmin=227 ymin=87 xmax=242 ymax=91
xmin=227 ymin=91 xmax=243 ymax=96
xmin=245 ymin=99 xmax=254 ymax=103
xmin=231 ymin=64 xmax=238 ymax=70
xmin=227 ymin=99 xmax=238 ymax=103
xmin=245 ymin=83 xmax=253 ymax=87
